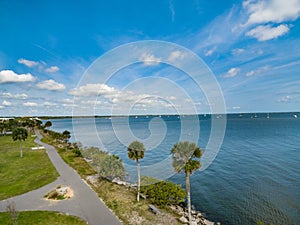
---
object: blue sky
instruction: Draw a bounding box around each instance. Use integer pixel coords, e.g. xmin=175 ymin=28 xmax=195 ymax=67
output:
xmin=0 ymin=0 xmax=300 ymax=116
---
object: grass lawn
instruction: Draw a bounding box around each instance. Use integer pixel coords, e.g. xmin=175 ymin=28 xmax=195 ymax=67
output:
xmin=0 ymin=211 xmax=87 ymax=225
xmin=40 ymin=136 xmax=95 ymax=178
xmin=0 ymin=134 xmax=59 ymax=200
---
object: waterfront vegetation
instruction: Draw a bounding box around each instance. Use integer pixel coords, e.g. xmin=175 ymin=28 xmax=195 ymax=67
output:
xmin=0 ymin=211 xmax=87 ymax=225
xmin=0 ymin=134 xmax=58 ymax=200
xmin=40 ymin=126 xmax=184 ymax=224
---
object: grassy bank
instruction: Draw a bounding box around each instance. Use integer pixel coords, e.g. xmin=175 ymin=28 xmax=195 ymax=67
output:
xmin=40 ymin=135 xmax=95 ymax=178
xmin=0 ymin=134 xmax=59 ymax=200
xmin=94 ymin=178 xmax=180 ymax=225
xmin=0 ymin=211 xmax=87 ymax=225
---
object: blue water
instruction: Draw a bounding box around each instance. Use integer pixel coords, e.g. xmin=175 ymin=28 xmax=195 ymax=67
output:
xmin=48 ymin=113 xmax=300 ymax=225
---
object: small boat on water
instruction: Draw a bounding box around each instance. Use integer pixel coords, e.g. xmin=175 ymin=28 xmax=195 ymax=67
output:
xmin=293 ymin=114 xmax=298 ymax=118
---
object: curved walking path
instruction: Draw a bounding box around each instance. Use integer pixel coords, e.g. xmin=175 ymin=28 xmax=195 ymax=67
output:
xmin=0 ymin=130 xmax=122 ymax=225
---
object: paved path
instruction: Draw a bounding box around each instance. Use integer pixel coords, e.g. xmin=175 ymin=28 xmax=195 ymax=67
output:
xmin=0 ymin=130 xmax=122 ymax=225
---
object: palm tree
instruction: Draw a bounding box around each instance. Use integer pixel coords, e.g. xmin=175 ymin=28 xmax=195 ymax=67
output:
xmin=171 ymin=141 xmax=202 ymax=224
xmin=62 ymin=130 xmax=71 ymax=143
xmin=44 ymin=121 xmax=52 ymax=129
xmin=127 ymin=141 xmax=145 ymax=202
xmin=12 ymin=127 xmax=28 ymax=158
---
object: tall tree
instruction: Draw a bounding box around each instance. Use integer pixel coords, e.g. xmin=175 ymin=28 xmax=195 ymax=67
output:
xmin=44 ymin=121 xmax=52 ymax=129
xmin=171 ymin=141 xmax=202 ymax=224
xmin=12 ymin=127 xmax=28 ymax=158
xmin=127 ymin=141 xmax=146 ymax=202
xmin=62 ymin=130 xmax=71 ymax=143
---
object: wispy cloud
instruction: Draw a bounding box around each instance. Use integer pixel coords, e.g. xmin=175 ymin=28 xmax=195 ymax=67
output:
xmin=18 ymin=58 xmax=39 ymax=67
xmin=37 ymin=79 xmax=66 ymax=91
xmin=223 ymin=67 xmax=240 ymax=78
xmin=45 ymin=66 xmax=60 ymax=73
xmin=2 ymin=100 xmax=12 ymax=106
xmin=246 ymin=66 xmax=269 ymax=76
xmin=167 ymin=50 xmax=186 ymax=62
xmin=246 ymin=24 xmax=289 ymax=41
xmin=277 ymin=95 xmax=293 ymax=103
xmin=169 ymin=0 xmax=175 ymax=22
xmin=0 ymin=70 xmax=36 ymax=83
xmin=231 ymin=48 xmax=245 ymax=55
xmin=205 ymin=46 xmax=217 ymax=56
xmin=139 ymin=53 xmax=161 ymax=65
xmin=44 ymin=101 xmax=57 ymax=107
xmin=18 ymin=58 xmax=59 ymax=73
xmin=0 ymin=92 xmax=28 ymax=99
xmin=23 ymin=102 xmax=38 ymax=107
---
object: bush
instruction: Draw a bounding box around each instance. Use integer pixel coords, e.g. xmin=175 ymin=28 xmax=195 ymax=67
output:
xmin=72 ymin=149 xmax=82 ymax=157
xmin=140 ymin=180 xmax=186 ymax=208
xmin=98 ymin=155 xmax=126 ymax=181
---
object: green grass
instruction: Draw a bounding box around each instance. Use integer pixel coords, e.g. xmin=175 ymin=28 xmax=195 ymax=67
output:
xmin=0 ymin=211 xmax=87 ymax=225
xmin=57 ymin=149 xmax=96 ymax=177
xmin=0 ymin=135 xmax=59 ymax=200
xmin=41 ymin=135 xmax=95 ymax=178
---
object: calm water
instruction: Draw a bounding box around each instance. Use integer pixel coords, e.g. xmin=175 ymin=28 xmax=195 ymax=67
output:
xmin=49 ymin=113 xmax=300 ymax=225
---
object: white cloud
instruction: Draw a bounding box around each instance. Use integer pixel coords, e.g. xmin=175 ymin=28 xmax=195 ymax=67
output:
xmin=246 ymin=66 xmax=269 ymax=76
xmin=0 ymin=106 xmax=4 ymax=109
xmin=37 ymin=79 xmax=66 ymax=91
xmin=69 ymin=83 xmax=177 ymax=111
xmin=2 ymin=100 xmax=12 ymax=106
xmin=277 ymin=95 xmax=293 ymax=103
xmin=0 ymin=70 xmax=36 ymax=83
xmin=244 ymin=0 xmax=300 ymax=25
xmin=232 ymin=48 xmax=245 ymax=55
xmin=45 ymin=66 xmax=59 ymax=73
xmin=168 ymin=50 xmax=186 ymax=62
xmin=246 ymin=24 xmax=289 ymax=41
xmin=223 ymin=67 xmax=240 ymax=78
xmin=18 ymin=58 xmax=39 ymax=67
xmin=169 ymin=0 xmax=175 ymax=22
xmin=69 ymin=83 xmax=117 ymax=97
xmin=23 ymin=102 xmax=38 ymax=107
xmin=0 ymin=92 xmax=28 ymax=99
xmin=44 ymin=101 xmax=57 ymax=107
xmin=205 ymin=47 xmax=217 ymax=56
xmin=62 ymin=98 xmax=74 ymax=104
xmin=139 ymin=53 xmax=161 ymax=65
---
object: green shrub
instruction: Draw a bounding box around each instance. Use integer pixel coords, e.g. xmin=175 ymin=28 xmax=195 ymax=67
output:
xmin=98 ymin=154 xmax=126 ymax=181
xmin=72 ymin=149 xmax=82 ymax=157
xmin=140 ymin=180 xmax=186 ymax=208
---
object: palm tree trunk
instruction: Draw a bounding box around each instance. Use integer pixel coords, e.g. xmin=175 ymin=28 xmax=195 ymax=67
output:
xmin=186 ymin=172 xmax=192 ymax=224
xmin=137 ymin=159 xmax=140 ymax=202
xmin=20 ymin=140 xmax=23 ymax=158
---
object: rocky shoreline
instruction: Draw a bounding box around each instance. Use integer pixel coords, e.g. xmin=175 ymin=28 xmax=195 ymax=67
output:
xmin=168 ymin=204 xmax=220 ymax=225
xmin=87 ymin=175 xmax=220 ymax=225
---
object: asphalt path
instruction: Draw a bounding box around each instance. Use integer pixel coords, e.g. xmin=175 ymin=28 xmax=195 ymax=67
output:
xmin=0 ymin=130 xmax=122 ymax=225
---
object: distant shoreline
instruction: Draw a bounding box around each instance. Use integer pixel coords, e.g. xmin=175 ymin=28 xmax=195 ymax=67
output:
xmin=1 ymin=111 xmax=299 ymax=120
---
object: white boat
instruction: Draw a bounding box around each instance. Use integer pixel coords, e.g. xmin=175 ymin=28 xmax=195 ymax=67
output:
xmin=293 ymin=114 xmax=298 ymax=118
xmin=267 ymin=113 xmax=270 ymax=119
